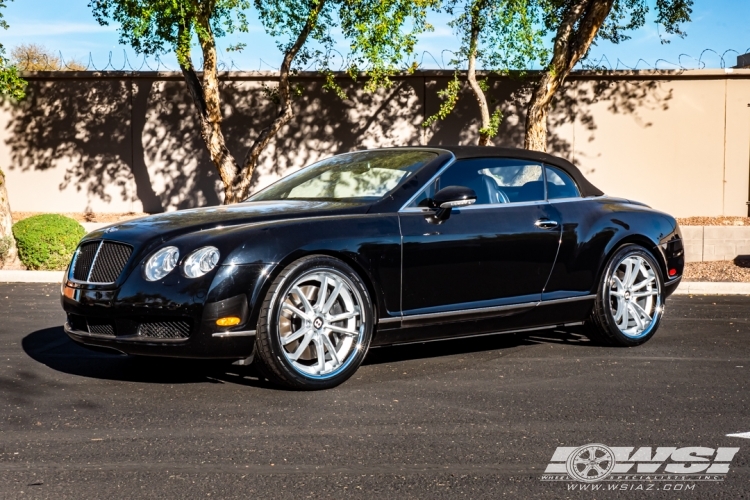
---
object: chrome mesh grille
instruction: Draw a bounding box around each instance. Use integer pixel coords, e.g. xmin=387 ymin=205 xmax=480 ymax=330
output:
xmin=89 ymin=242 xmax=132 ymax=283
xmin=72 ymin=241 xmax=133 ymax=283
xmin=72 ymin=242 xmax=99 ymax=281
xmin=137 ymin=321 xmax=191 ymax=340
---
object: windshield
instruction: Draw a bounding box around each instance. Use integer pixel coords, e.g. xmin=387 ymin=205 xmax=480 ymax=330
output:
xmin=248 ymin=150 xmax=437 ymax=203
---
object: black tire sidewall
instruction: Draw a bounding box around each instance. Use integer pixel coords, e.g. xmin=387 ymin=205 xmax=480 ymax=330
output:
xmin=258 ymin=255 xmax=374 ymax=390
xmin=596 ymin=245 xmax=665 ymax=347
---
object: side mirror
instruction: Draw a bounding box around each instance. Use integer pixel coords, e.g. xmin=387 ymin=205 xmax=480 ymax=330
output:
xmin=428 ymin=185 xmax=477 ymax=223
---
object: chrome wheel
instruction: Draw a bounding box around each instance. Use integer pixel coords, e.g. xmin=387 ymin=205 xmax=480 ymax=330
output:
xmin=277 ymin=270 xmax=365 ymax=378
xmin=608 ymin=254 xmax=662 ymax=338
xmin=566 ymin=444 xmax=616 ymax=482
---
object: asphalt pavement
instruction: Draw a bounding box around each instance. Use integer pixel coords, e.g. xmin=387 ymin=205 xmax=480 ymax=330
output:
xmin=1 ymin=284 xmax=749 ymax=499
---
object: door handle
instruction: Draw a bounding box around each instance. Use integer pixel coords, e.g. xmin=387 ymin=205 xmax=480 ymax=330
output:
xmin=534 ymin=219 xmax=559 ymax=230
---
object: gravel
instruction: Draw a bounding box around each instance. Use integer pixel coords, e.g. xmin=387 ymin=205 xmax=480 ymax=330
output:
xmin=677 ymin=216 xmax=750 ymax=226
xmin=683 ymin=259 xmax=750 ymax=282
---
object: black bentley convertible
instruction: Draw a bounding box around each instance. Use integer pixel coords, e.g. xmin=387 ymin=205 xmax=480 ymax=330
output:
xmin=62 ymin=146 xmax=684 ymax=389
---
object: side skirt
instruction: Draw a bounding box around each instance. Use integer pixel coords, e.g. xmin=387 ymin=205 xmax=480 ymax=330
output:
xmin=372 ymin=295 xmax=595 ymax=346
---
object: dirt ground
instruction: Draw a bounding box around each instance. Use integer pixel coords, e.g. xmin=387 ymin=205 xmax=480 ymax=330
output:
xmin=12 ymin=212 xmax=149 ymax=223
xmin=677 ymin=216 xmax=750 ymax=226
xmin=683 ymin=259 xmax=750 ymax=282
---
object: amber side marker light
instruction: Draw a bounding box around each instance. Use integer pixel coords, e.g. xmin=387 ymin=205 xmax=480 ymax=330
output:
xmin=216 ymin=317 xmax=241 ymax=327
xmin=668 ymin=269 xmax=677 ymax=277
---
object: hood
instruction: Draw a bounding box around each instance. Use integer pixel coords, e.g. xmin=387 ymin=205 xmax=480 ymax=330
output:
xmin=83 ymin=200 xmax=370 ymax=248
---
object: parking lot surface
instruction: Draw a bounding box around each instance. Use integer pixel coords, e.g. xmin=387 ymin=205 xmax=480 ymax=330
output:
xmin=1 ymin=284 xmax=749 ymax=498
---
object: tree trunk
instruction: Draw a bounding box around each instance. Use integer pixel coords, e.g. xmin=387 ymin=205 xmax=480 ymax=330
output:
xmin=466 ymin=0 xmax=491 ymax=146
xmin=524 ymin=0 xmax=615 ymax=152
xmin=232 ymin=0 xmax=327 ymax=201
xmin=0 ymin=169 xmax=22 ymax=269
xmin=179 ymin=1 xmax=326 ymax=204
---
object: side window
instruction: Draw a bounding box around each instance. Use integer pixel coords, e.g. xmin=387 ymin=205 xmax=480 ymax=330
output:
xmin=411 ymin=179 xmax=438 ymax=208
xmin=545 ymin=165 xmax=580 ymax=199
xmin=407 ymin=158 xmax=547 ymax=208
xmin=479 ymin=159 xmax=545 ymax=203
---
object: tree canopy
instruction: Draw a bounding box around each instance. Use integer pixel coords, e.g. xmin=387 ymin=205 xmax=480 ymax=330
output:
xmin=90 ymin=0 xmax=436 ymax=202
xmin=424 ymin=0 xmax=547 ymax=145
xmin=424 ymin=0 xmax=693 ymax=148
xmin=0 ymin=0 xmax=25 ymax=100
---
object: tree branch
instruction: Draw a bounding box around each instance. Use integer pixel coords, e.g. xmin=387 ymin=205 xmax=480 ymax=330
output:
xmin=524 ymin=0 xmax=614 ymax=151
xmin=233 ymin=0 xmax=327 ymax=201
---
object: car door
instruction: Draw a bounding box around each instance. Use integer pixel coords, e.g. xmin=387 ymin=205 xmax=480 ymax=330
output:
xmin=399 ymin=157 xmax=562 ymax=323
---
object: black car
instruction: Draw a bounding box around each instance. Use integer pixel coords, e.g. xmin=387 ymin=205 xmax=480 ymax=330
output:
xmin=61 ymin=146 xmax=684 ymax=390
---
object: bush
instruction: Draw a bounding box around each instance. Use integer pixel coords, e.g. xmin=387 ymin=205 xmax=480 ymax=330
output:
xmin=12 ymin=214 xmax=85 ymax=270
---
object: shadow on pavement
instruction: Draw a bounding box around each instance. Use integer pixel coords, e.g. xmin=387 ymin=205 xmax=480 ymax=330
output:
xmin=365 ymin=326 xmax=596 ymax=365
xmin=22 ymin=324 xmax=596 ymax=386
xmin=21 ymin=326 xmax=274 ymax=388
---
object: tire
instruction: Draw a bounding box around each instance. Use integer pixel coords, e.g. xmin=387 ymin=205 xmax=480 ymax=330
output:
xmin=584 ymin=244 xmax=665 ymax=347
xmin=253 ymin=255 xmax=374 ymax=390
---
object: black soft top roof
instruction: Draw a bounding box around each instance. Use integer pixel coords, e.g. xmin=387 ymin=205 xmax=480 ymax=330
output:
xmin=431 ymin=146 xmax=604 ymax=198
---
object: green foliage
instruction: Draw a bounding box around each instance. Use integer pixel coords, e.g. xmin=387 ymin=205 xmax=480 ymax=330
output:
xmin=422 ymin=72 xmax=461 ymax=128
xmin=91 ymin=0 xmax=436 ymax=93
xmin=448 ymin=0 xmax=548 ymax=74
xmin=254 ymin=0 xmax=437 ymax=93
xmin=479 ymin=108 xmax=503 ymax=138
xmin=424 ymin=0 xmax=546 ymax=136
xmin=226 ymin=42 xmax=247 ymax=52
xmin=89 ymin=0 xmax=252 ymax=68
xmin=12 ymin=214 xmax=86 ymax=271
xmin=0 ymin=0 xmax=26 ymax=100
xmin=540 ymin=0 xmax=693 ymax=48
xmin=425 ymin=0 xmax=692 ymax=136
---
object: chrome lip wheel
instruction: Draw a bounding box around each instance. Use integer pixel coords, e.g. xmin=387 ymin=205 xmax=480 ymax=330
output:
xmin=608 ymin=255 xmax=661 ymax=338
xmin=277 ymin=270 xmax=364 ymax=378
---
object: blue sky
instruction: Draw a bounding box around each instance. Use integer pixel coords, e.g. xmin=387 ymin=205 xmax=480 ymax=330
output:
xmin=3 ymin=0 xmax=748 ymax=71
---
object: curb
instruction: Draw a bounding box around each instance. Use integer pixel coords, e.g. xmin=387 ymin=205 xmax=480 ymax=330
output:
xmin=671 ymin=281 xmax=750 ymax=295
xmin=0 ymin=271 xmax=65 ymax=283
xmin=1 ymin=271 xmax=750 ymax=295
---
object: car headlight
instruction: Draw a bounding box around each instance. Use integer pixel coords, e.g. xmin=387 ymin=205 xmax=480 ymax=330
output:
xmin=144 ymin=246 xmax=180 ymax=281
xmin=183 ymin=246 xmax=220 ymax=278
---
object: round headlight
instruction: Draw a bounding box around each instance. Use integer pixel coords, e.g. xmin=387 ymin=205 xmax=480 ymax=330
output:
xmin=183 ymin=246 xmax=220 ymax=278
xmin=144 ymin=246 xmax=179 ymax=281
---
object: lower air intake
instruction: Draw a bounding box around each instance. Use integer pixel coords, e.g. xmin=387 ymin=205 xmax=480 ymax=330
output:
xmin=137 ymin=321 xmax=191 ymax=340
xmin=87 ymin=323 xmax=115 ymax=336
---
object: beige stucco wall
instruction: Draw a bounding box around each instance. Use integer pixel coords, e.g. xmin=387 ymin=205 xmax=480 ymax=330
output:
xmin=2 ymin=69 xmax=749 ymax=217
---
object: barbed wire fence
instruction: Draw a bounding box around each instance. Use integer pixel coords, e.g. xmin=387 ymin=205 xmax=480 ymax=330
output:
xmin=12 ymin=47 xmax=750 ymax=73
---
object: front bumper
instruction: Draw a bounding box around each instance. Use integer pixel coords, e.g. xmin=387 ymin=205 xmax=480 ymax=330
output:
xmin=61 ymin=263 xmax=271 ymax=359
xmin=64 ymin=321 xmax=255 ymax=358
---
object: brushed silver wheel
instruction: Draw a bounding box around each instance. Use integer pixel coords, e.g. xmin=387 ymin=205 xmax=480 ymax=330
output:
xmin=607 ymin=254 xmax=662 ymax=338
xmin=277 ymin=269 xmax=365 ymax=378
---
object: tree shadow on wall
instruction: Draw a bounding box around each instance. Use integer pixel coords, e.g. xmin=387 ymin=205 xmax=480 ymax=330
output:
xmin=424 ymin=73 xmax=673 ymax=165
xmin=5 ymin=74 xmax=417 ymax=211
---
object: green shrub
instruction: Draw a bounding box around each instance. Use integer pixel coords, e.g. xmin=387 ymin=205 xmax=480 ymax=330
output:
xmin=12 ymin=214 xmax=85 ymax=270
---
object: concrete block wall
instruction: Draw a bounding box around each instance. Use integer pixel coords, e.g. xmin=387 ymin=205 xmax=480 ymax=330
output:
xmin=682 ymin=226 xmax=750 ymax=262
xmin=681 ymin=226 xmax=704 ymax=262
